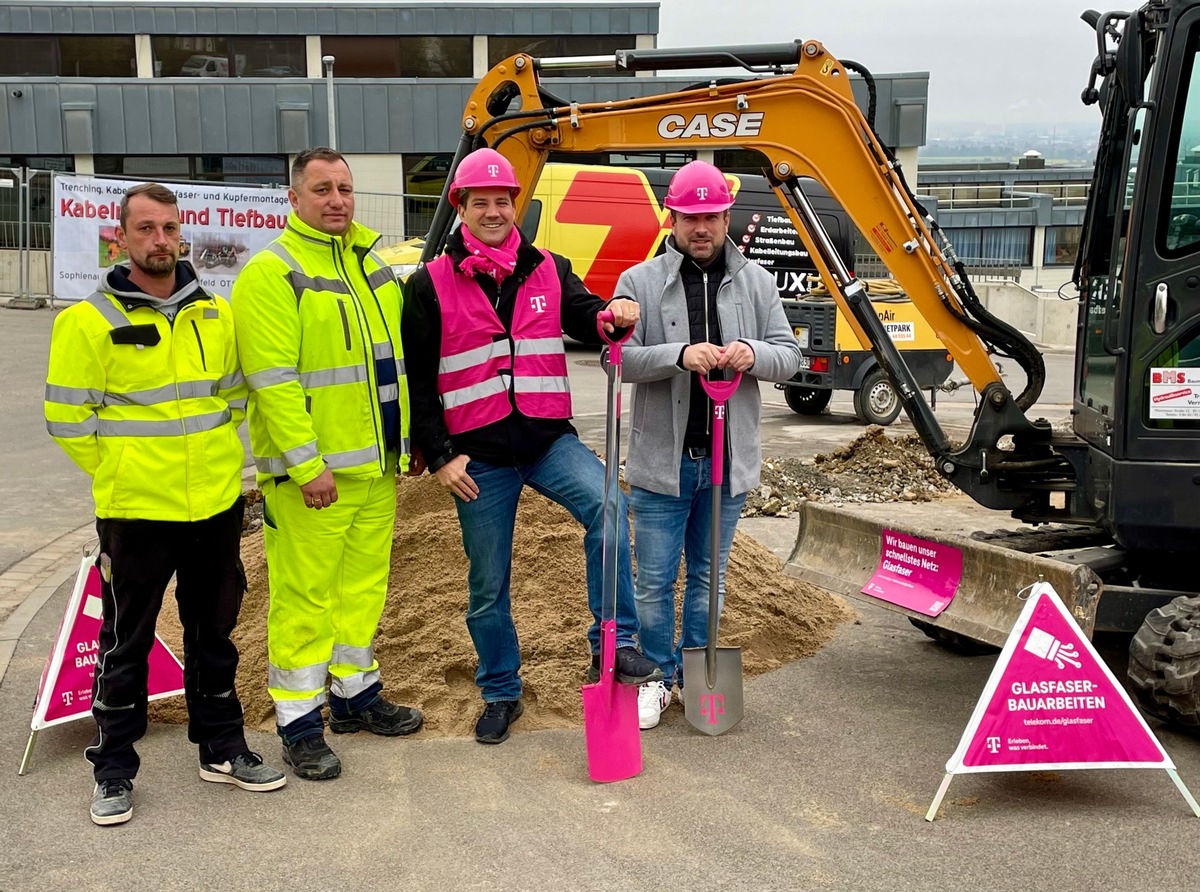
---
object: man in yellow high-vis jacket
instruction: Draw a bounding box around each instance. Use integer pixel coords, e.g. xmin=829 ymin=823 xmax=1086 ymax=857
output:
xmin=45 ymin=182 xmax=286 ymax=827
xmin=232 ymin=147 xmax=422 ymax=781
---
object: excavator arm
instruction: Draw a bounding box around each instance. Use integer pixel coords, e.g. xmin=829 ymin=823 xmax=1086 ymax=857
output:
xmin=425 ymin=40 xmax=1083 ymax=521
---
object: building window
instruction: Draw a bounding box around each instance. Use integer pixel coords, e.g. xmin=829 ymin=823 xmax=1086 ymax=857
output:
xmin=403 ymin=154 xmax=453 ymax=237
xmin=715 ymin=149 xmax=775 ymax=177
xmin=612 ymin=151 xmax=697 ymax=169
xmin=0 ymin=156 xmax=75 ymax=172
xmin=0 ymin=36 xmax=136 ymax=77
xmin=1044 ymin=225 xmax=1082 ymax=266
xmin=151 ymin=37 xmax=305 ymax=78
xmin=942 ymin=226 xmax=1033 ymax=266
xmin=323 ymin=37 xmax=471 ymax=78
xmin=93 ymin=155 xmax=288 ymax=186
xmin=488 ymin=36 xmax=634 ymax=77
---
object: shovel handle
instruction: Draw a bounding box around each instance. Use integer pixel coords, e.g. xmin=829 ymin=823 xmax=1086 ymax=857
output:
xmin=699 ymin=371 xmax=741 ymax=488
xmin=596 ymin=307 xmax=635 ymax=366
xmin=698 ymin=372 xmax=741 ymax=404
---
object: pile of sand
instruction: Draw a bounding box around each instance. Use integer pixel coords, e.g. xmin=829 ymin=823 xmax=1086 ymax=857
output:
xmin=150 ymin=474 xmax=854 ymax=736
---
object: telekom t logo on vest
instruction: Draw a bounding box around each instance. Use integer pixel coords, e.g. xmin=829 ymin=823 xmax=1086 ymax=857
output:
xmin=529 ymin=295 xmax=547 ymax=313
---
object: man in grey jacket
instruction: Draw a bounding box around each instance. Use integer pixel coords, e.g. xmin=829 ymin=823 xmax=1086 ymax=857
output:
xmin=617 ymin=160 xmax=801 ymax=730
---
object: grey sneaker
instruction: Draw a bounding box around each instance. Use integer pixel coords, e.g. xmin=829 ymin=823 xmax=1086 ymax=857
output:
xmin=200 ymin=751 xmax=287 ymax=791
xmin=90 ymin=779 xmax=133 ymax=826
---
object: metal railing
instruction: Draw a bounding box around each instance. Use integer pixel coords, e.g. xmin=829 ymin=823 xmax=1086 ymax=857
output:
xmin=853 ymin=253 xmax=1022 ymax=284
xmin=922 ymin=182 xmax=1091 ymax=209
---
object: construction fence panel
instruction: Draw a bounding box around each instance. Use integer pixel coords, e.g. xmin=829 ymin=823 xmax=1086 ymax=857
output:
xmin=354 ymin=191 xmax=437 ymax=247
xmin=1 ymin=168 xmax=55 ymax=307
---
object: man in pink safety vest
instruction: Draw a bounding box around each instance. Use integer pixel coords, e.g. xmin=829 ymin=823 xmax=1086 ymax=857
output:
xmin=401 ymin=148 xmax=663 ymax=745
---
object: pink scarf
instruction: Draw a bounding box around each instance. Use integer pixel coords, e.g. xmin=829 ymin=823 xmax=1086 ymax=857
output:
xmin=458 ymin=225 xmax=521 ymax=284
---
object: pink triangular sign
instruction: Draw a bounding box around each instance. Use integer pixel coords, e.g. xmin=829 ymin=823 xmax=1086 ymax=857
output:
xmin=31 ymin=556 xmax=185 ymax=731
xmin=947 ymin=582 xmax=1171 ymax=773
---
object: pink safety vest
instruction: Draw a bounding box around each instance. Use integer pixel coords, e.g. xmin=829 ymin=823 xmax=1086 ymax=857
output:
xmin=429 ymin=250 xmax=572 ymax=435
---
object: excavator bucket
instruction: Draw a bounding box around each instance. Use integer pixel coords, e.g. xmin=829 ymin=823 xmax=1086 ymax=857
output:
xmin=784 ymin=501 xmax=1103 ymax=647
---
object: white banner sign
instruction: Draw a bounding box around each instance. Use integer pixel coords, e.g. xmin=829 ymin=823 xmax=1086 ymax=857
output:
xmin=1149 ymin=367 xmax=1200 ymax=419
xmin=53 ymin=175 xmax=290 ymax=302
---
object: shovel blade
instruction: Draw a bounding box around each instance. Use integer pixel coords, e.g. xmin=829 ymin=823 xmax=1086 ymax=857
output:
xmin=681 ymin=646 xmax=744 ymax=736
xmin=581 ymin=620 xmax=642 ymax=783
xmin=581 ymin=677 xmax=642 ymax=782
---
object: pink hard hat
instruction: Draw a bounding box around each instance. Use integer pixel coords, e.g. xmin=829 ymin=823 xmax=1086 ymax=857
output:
xmin=664 ymin=160 xmax=734 ymax=214
xmin=448 ymin=148 xmax=522 ymax=208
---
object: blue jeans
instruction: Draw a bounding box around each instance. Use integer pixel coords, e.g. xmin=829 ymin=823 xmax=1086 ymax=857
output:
xmin=629 ymin=454 xmax=747 ymax=690
xmin=453 ymin=434 xmax=639 ymax=702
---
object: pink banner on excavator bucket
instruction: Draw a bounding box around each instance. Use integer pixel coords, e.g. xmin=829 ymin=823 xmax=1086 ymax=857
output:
xmin=861 ymin=530 xmax=963 ymax=616
xmin=31 ymin=557 xmax=185 ymax=730
xmin=956 ymin=586 xmax=1169 ymax=770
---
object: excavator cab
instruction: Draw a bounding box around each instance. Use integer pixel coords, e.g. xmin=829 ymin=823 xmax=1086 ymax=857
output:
xmin=1075 ymin=1 xmax=1200 ymax=558
xmin=1067 ymin=0 xmax=1200 ymax=728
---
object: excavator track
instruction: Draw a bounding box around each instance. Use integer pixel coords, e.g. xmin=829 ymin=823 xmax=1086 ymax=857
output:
xmin=1128 ymin=597 xmax=1200 ymax=734
xmin=967 ymin=526 xmax=1116 ymax=554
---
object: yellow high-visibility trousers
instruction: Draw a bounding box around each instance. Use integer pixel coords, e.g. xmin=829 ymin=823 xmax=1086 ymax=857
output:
xmin=262 ymin=469 xmax=397 ymax=728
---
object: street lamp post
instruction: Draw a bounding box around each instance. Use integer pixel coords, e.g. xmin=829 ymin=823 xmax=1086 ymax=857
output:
xmin=322 ymin=54 xmax=337 ymax=149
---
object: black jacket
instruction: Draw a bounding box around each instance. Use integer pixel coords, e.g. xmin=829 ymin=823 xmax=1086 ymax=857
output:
xmin=677 ymin=243 xmax=727 ymax=449
xmin=401 ymin=227 xmax=622 ymax=470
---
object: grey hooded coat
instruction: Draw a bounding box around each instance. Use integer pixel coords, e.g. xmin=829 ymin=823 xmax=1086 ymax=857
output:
xmin=617 ymin=237 xmax=801 ymax=497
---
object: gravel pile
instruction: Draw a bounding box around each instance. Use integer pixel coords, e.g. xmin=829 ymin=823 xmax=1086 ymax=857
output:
xmin=742 ymin=426 xmax=958 ymax=517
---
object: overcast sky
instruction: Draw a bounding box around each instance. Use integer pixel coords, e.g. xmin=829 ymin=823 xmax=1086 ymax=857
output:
xmin=655 ymin=0 xmax=1102 ymax=129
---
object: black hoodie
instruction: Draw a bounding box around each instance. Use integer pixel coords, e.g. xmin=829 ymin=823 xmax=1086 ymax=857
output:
xmin=102 ymin=260 xmax=209 ymax=322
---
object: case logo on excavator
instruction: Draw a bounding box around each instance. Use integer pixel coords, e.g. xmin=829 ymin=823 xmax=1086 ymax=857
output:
xmin=657 ymin=112 xmax=765 ymax=139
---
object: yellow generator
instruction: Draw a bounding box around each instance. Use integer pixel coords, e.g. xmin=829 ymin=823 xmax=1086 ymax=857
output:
xmin=782 ymin=279 xmax=954 ymax=425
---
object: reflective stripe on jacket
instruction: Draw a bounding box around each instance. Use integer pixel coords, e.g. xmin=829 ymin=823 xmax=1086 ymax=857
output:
xmin=44 ymin=288 xmax=246 ymax=521
xmin=428 ymin=251 xmax=570 ymax=435
xmin=231 ymin=213 xmax=411 ymax=485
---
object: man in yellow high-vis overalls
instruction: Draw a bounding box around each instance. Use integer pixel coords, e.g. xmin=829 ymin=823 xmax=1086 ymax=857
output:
xmin=46 ymin=183 xmax=286 ymax=827
xmin=232 ymin=148 xmax=422 ymax=781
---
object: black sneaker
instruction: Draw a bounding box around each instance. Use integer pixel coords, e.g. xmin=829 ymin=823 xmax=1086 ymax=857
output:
xmin=588 ymin=648 xmax=665 ymax=686
xmin=90 ymin=779 xmax=133 ymax=826
xmin=281 ymin=734 xmax=342 ymax=781
xmin=329 ymin=697 xmax=424 ymax=737
xmin=474 ymin=699 xmax=524 ymax=745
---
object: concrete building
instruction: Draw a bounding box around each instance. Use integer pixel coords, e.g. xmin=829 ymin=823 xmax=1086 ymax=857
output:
xmin=0 ymin=0 xmax=931 ymax=302
xmin=916 ymin=157 xmax=1092 ymax=293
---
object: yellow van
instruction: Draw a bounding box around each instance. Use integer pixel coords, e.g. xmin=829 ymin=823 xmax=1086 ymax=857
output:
xmin=381 ymin=162 xmax=952 ymax=425
xmin=380 ymin=162 xmax=837 ymax=300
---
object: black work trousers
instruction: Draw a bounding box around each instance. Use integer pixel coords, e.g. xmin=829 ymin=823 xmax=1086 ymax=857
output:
xmin=86 ymin=497 xmax=249 ymax=782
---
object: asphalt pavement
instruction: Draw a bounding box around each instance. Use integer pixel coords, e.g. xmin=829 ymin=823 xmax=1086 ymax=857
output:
xmin=4 ymin=305 xmax=1195 ymax=892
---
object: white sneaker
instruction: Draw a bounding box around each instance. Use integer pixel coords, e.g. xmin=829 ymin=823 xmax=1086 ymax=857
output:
xmin=637 ymin=681 xmax=671 ymax=730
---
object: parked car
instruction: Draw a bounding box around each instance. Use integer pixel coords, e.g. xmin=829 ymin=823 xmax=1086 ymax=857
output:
xmin=179 ymin=54 xmax=244 ymax=77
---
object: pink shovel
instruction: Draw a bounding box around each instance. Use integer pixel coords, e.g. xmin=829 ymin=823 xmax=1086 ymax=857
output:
xmin=581 ymin=309 xmax=642 ymax=783
xmin=682 ymin=371 xmax=745 ymax=735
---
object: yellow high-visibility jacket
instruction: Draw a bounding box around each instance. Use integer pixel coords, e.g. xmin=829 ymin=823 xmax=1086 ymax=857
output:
xmin=231 ymin=213 xmax=410 ymax=486
xmin=44 ymin=268 xmax=247 ymax=521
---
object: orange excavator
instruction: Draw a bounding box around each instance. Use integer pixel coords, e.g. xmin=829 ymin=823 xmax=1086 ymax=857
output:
xmin=418 ymin=2 xmax=1200 ymax=731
